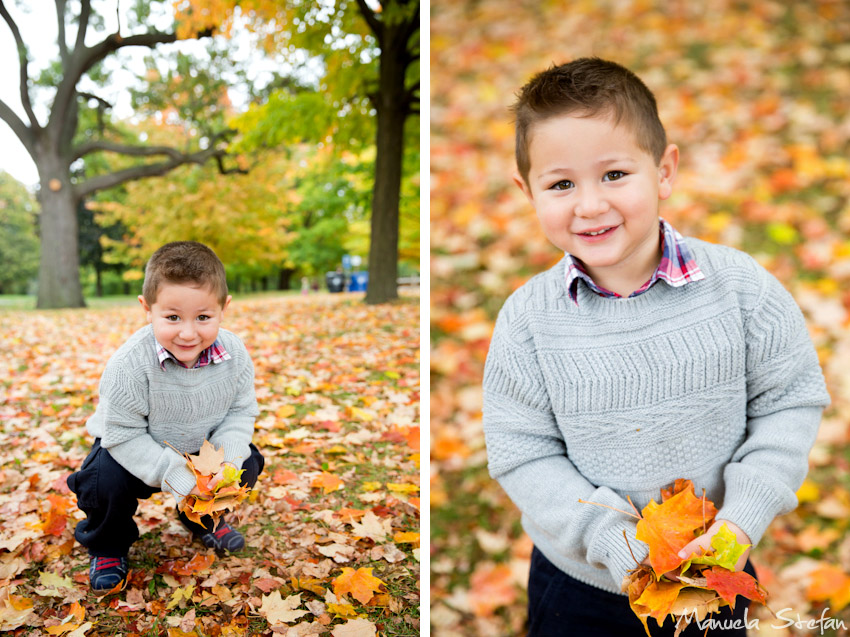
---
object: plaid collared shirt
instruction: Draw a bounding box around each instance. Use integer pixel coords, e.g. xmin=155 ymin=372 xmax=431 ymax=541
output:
xmin=155 ymin=339 xmax=231 ymax=370
xmin=565 ymin=218 xmax=705 ymax=304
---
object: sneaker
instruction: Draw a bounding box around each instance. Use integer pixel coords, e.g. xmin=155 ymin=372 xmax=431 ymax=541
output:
xmin=198 ymin=522 xmax=245 ymax=552
xmin=89 ymin=556 xmax=129 ymax=593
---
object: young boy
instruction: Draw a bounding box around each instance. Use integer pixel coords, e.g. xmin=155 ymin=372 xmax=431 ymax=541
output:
xmin=482 ymin=58 xmax=830 ymax=635
xmin=67 ymin=241 xmax=264 ymax=593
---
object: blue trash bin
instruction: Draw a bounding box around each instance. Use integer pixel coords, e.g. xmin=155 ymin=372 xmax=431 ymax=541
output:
xmin=348 ymin=271 xmax=368 ymax=292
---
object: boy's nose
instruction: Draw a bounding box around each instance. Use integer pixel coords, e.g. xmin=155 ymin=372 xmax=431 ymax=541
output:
xmin=179 ymin=325 xmax=197 ymax=340
xmin=574 ymin=186 xmax=609 ymax=217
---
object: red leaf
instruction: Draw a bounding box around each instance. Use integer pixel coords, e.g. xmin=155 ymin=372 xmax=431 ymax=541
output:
xmin=704 ymin=567 xmax=767 ymax=608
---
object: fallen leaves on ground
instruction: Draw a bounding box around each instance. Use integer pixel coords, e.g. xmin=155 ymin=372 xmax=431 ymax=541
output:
xmin=431 ymin=1 xmax=850 ymax=635
xmin=0 ymin=291 xmax=420 ymax=635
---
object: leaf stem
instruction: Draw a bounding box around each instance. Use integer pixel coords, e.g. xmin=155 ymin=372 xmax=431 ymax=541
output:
xmin=623 ymin=529 xmax=641 ymax=566
xmin=578 ymin=498 xmax=642 ymax=520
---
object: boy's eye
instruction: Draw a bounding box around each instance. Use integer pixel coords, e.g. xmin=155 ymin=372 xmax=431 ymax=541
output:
xmin=604 ymin=171 xmax=627 ymax=182
xmin=550 ymin=180 xmax=574 ymax=191
xmin=166 ymin=315 xmax=180 ymax=321
xmin=198 ymin=315 xmax=211 ymax=321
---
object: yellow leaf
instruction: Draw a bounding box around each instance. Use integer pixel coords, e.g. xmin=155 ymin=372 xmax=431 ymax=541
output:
xmin=166 ymin=584 xmax=195 ymax=610
xmin=46 ymin=625 xmax=82 ymax=636
xmin=361 ymin=482 xmax=382 ymax=492
xmin=350 ymin=407 xmax=374 ymax=422
xmin=387 ymin=483 xmax=419 ymax=494
xmin=327 ymin=602 xmax=359 ymax=618
xmin=276 ymin=404 xmax=296 ymax=418
xmin=797 ymin=479 xmax=820 ymax=504
xmin=393 ymin=531 xmax=420 ymax=545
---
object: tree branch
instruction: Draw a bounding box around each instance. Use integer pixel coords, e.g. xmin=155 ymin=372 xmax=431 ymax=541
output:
xmin=77 ymin=91 xmax=112 ymax=109
xmin=55 ymin=0 xmax=69 ymax=62
xmin=0 ymin=0 xmax=40 ymax=128
xmin=354 ymin=0 xmax=383 ymax=44
xmin=72 ymin=139 xmax=186 ymax=162
xmin=74 ymin=145 xmax=223 ymax=199
xmin=74 ymin=0 xmax=91 ymax=53
xmin=215 ymin=154 xmax=249 ymax=175
xmin=0 ymin=98 xmax=35 ymax=156
xmin=76 ymin=91 xmax=112 ymax=134
xmin=50 ymin=30 xmax=179 ymax=135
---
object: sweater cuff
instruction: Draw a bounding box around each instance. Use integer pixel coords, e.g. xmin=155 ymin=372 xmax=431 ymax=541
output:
xmin=595 ymin=522 xmax=648 ymax=585
xmin=163 ymin=463 xmax=197 ymax=504
xmin=715 ymin=472 xmax=789 ymax=547
xmin=584 ymin=488 xmax=649 ymax=583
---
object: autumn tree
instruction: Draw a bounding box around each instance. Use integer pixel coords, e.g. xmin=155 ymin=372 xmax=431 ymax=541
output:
xmin=0 ymin=1 xmax=243 ymax=308
xmin=176 ymin=0 xmax=420 ymax=304
xmin=0 ymin=171 xmax=39 ymax=294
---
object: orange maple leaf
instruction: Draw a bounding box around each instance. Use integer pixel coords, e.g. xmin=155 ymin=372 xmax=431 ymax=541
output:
xmin=635 ymin=483 xmax=717 ymax=575
xmin=312 ymin=472 xmax=343 ymax=494
xmin=332 ymin=567 xmax=386 ymax=605
xmin=467 ymin=563 xmax=518 ymax=617
xmin=635 ymin=579 xmax=686 ymax=620
xmin=39 ymin=494 xmax=71 ymax=537
xmin=806 ymin=564 xmax=850 ymax=611
xmin=172 ymin=553 xmax=215 ymax=576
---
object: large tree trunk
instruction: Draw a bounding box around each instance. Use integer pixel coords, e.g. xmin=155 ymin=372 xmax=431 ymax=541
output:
xmin=36 ymin=157 xmax=85 ymax=309
xmin=365 ymin=26 xmax=407 ymax=305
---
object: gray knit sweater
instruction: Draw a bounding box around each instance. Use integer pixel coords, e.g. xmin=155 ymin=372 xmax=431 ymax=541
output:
xmin=482 ymin=238 xmax=830 ymax=594
xmin=86 ymin=324 xmax=259 ymax=503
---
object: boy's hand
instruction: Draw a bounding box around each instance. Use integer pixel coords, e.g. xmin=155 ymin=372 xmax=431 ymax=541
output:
xmin=678 ymin=519 xmax=751 ymax=572
xmin=208 ymin=461 xmax=238 ymax=491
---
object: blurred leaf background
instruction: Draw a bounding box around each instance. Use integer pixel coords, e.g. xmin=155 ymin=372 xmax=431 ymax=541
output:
xmin=430 ymin=1 xmax=850 ymax=635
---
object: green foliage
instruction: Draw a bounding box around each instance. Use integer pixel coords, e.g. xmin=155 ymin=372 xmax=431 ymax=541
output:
xmin=0 ymin=173 xmax=40 ymax=294
xmin=131 ymin=48 xmax=233 ymax=137
xmin=285 ymin=147 xmax=372 ymax=274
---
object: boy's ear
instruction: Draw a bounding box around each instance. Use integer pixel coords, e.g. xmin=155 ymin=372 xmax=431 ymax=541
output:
xmin=512 ymin=170 xmax=535 ymax=204
xmin=138 ymin=295 xmax=152 ymax=321
xmin=657 ymin=144 xmax=679 ymax=200
xmin=222 ymin=295 xmax=232 ymax=314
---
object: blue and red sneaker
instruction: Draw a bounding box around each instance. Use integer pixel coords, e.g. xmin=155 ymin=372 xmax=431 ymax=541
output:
xmin=198 ymin=522 xmax=245 ymax=552
xmin=89 ymin=556 xmax=129 ymax=593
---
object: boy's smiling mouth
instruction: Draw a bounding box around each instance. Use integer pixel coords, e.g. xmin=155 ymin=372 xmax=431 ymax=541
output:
xmin=576 ymin=225 xmax=618 ymax=240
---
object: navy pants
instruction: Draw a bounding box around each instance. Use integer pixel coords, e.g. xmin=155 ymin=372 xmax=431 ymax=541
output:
xmin=66 ymin=439 xmax=264 ymax=557
xmin=527 ymin=546 xmax=756 ymax=636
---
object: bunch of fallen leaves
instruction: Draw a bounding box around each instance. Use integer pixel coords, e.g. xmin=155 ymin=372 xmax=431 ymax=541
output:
xmin=600 ymin=479 xmax=768 ymax=636
xmin=170 ymin=440 xmax=250 ymax=530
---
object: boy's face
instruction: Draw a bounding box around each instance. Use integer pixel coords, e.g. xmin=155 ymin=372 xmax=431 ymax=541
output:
xmin=514 ymin=112 xmax=679 ymax=292
xmin=138 ymin=283 xmax=231 ymax=368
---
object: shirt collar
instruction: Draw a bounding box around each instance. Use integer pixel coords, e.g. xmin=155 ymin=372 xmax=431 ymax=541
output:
xmin=155 ymin=338 xmax=231 ymax=370
xmin=564 ymin=218 xmax=705 ymax=304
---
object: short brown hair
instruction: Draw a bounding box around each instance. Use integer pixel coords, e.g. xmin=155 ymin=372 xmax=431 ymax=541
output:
xmin=512 ymin=57 xmax=668 ymax=185
xmin=142 ymin=241 xmax=229 ymax=307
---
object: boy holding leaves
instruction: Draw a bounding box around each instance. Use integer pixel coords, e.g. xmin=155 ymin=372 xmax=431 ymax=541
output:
xmin=67 ymin=241 xmax=264 ymax=593
xmin=482 ymin=58 xmax=830 ymax=635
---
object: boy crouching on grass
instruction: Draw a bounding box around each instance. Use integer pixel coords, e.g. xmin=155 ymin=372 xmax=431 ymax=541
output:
xmin=67 ymin=241 xmax=264 ymax=593
xmin=482 ymin=58 xmax=830 ymax=635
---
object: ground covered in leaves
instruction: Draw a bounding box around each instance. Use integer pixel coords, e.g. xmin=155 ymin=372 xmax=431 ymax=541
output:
xmin=431 ymin=0 xmax=850 ymax=635
xmin=0 ymin=291 xmax=420 ymax=636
